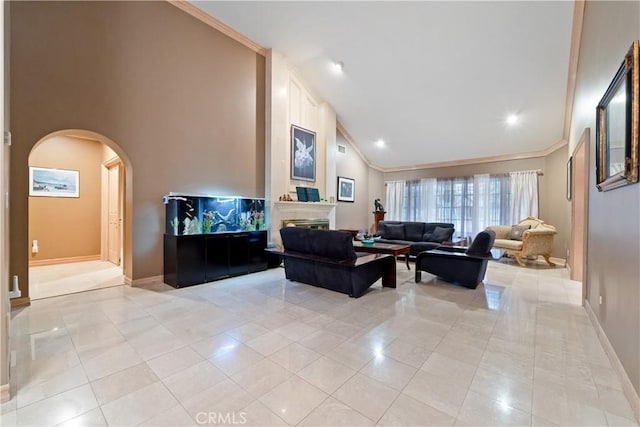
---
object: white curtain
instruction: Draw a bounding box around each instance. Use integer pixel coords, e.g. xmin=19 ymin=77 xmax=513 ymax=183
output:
xmin=403 ymin=178 xmax=437 ymax=221
xmin=419 ymin=178 xmax=437 ymax=221
xmin=472 ymin=174 xmax=491 ymax=238
xmin=404 ymin=180 xmax=422 ymax=221
xmin=386 ymin=179 xmax=437 ymax=222
xmin=509 ymin=170 xmax=539 ymax=223
xmin=472 ymin=174 xmax=511 ymax=237
xmin=385 ymin=181 xmax=405 ymax=221
xmin=385 ymin=172 xmax=525 ymax=238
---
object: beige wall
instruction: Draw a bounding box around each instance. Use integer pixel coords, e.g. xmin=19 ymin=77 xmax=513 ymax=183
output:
xmin=10 ymin=1 xmax=265 ymax=299
xmin=568 ymin=1 xmax=640 ymax=396
xmin=542 ymin=146 xmax=571 ymax=260
xmin=382 ymin=156 xmax=568 ymax=258
xmin=1 ymin=0 xmax=8 ymax=397
xmin=335 ymin=133 xmax=371 ymax=231
xmin=28 ymin=136 xmax=103 ymax=261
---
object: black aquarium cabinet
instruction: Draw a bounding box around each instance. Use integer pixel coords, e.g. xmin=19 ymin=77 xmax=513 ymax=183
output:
xmin=164 ymin=230 xmax=267 ymax=288
xmin=162 ymin=193 xmax=268 ymax=288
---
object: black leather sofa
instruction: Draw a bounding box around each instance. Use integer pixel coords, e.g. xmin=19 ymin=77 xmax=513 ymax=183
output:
xmin=415 ymin=230 xmax=496 ymax=289
xmin=376 ymin=221 xmax=455 ymax=256
xmin=278 ymin=227 xmax=396 ymax=298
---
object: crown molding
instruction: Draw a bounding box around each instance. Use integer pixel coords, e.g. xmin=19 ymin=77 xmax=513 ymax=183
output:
xmin=380 ymin=140 xmax=568 ymax=173
xmin=168 ymin=0 xmax=267 ymax=56
xmin=338 ymin=117 xmax=568 ymax=173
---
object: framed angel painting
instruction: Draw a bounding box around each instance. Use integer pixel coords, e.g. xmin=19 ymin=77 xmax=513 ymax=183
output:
xmin=291 ymin=125 xmax=316 ymax=182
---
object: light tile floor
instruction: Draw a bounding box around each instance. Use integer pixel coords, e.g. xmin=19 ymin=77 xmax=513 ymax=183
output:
xmin=2 ymin=259 xmax=638 ymax=426
xmin=29 ymin=261 xmax=124 ymax=300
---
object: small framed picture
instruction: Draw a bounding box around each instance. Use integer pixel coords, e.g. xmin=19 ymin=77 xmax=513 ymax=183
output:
xmin=29 ymin=167 xmax=79 ymax=198
xmin=337 ymin=176 xmax=355 ymax=202
xmin=291 ymin=125 xmax=316 ymax=182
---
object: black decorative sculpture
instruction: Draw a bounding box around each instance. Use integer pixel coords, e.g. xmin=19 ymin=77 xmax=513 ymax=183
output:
xmin=374 ymin=198 xmax=385 ymax=213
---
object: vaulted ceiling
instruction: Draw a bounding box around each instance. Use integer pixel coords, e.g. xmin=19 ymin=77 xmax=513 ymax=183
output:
xmin=193 ymin=1 xmax=575 ymax=169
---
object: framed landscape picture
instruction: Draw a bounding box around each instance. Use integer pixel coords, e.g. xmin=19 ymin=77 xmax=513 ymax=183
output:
xmin=337 ymin=176 xmax=355 ymax=202
xmin=29 ymin=167 xmax=79 ymax=198
xmin=291 ymin=125 xmax=316 ymax=181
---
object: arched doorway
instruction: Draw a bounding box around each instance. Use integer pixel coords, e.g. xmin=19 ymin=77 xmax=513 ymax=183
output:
xmin=27 ymin=130 xmax=133 ymax=299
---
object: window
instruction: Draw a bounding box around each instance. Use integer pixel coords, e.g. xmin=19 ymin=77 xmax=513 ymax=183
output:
xmin=385 ymin=173 xmax=520 ymax=238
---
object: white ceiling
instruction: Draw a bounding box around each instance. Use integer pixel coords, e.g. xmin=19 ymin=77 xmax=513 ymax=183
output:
xmin=193 ymin=1 xmax=575 ymax=169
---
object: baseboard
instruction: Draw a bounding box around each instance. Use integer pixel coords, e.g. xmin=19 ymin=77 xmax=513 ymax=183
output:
xmin=28 ymin=254 xmax=100 ymax=267
xmin=0 ymin=383 xmax=9 ymax=403
xmin=585 ymin=300 xmax=640 ymax=422
xmin=131 ymin=275 xmax=163 ymax=287
xmin=549 ymin=256 xmax=566 ymax=266
xmin=10 ymin=296 xmax=30 ymax=308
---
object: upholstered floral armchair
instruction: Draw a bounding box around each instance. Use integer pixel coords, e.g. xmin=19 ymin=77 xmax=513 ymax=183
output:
xmin=486 ymin=217 xmax=557 ymax=267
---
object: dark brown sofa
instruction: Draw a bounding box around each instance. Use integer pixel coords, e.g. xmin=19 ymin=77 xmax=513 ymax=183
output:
xmin=376 ymin=221 xmax=455 ymax=256
xmin=278 ymin=227 xmax=396 ymax=298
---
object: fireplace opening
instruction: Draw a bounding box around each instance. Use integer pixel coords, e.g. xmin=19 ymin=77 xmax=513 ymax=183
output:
xmin=281 ymin=218 xmax=330 ymax=230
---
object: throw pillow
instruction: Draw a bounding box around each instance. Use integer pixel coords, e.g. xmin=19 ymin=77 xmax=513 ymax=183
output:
xmin=429 ymin=226 xmax=454 ymax=242
xmin=507 ymin=224 xmax=531 ymax=241
xmin=384 ymin=224 xmax=405 ymax=240
xmin=422 ymin=232 xmax=433 ymax=241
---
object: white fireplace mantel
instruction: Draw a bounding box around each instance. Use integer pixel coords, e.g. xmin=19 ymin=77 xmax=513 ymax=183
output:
xmin=274 ymin=201 xmax=336 ymax=218
xmin=270 ymin=201 xmax=337 ymax=245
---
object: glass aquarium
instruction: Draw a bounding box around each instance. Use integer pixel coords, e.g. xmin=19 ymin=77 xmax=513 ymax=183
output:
xmin=164 ymin=193 xmax=266 ymax=235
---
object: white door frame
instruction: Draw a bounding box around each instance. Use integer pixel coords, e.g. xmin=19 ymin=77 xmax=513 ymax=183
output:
xmin=101 ymin=156 xmax=124 ymax=266
xmin=570 ymin=128 xmax=590 ymax=300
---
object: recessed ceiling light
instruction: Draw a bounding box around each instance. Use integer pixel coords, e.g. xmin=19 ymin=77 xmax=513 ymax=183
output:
xmin=506 ymin=114 xmax=519 ymax=125
xmin=331 ymin=61 xmax=344 ymax=73
xmin=376 ymin=139 xmax=385 ymax=147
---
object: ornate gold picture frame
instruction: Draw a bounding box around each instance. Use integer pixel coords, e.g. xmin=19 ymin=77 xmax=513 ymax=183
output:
xmin=596 ymin=40 xmax=639 ymax=191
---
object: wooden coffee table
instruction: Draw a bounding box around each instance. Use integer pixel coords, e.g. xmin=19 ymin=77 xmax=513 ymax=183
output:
xmin=353 ymin=241 xmax=411 ymax=270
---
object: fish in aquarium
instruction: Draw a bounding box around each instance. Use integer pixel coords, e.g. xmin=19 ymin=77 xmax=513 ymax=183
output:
xmin=165 ymin=194 xmax=266 ymax=235
xmin=202 ymin=211 xmax=214 ymax=233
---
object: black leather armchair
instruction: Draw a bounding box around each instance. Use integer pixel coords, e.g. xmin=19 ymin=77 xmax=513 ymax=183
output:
xmin=414 ymin=230 xmax=496 ymax=289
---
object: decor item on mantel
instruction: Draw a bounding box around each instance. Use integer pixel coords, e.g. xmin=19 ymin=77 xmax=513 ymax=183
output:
xmin=295 ymin=186 xmax=321 ymax=202
xmin=291 ymin=124 xmax=316 ymax=182
xmin=596 ymin=40 xmax=639 ymax=191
